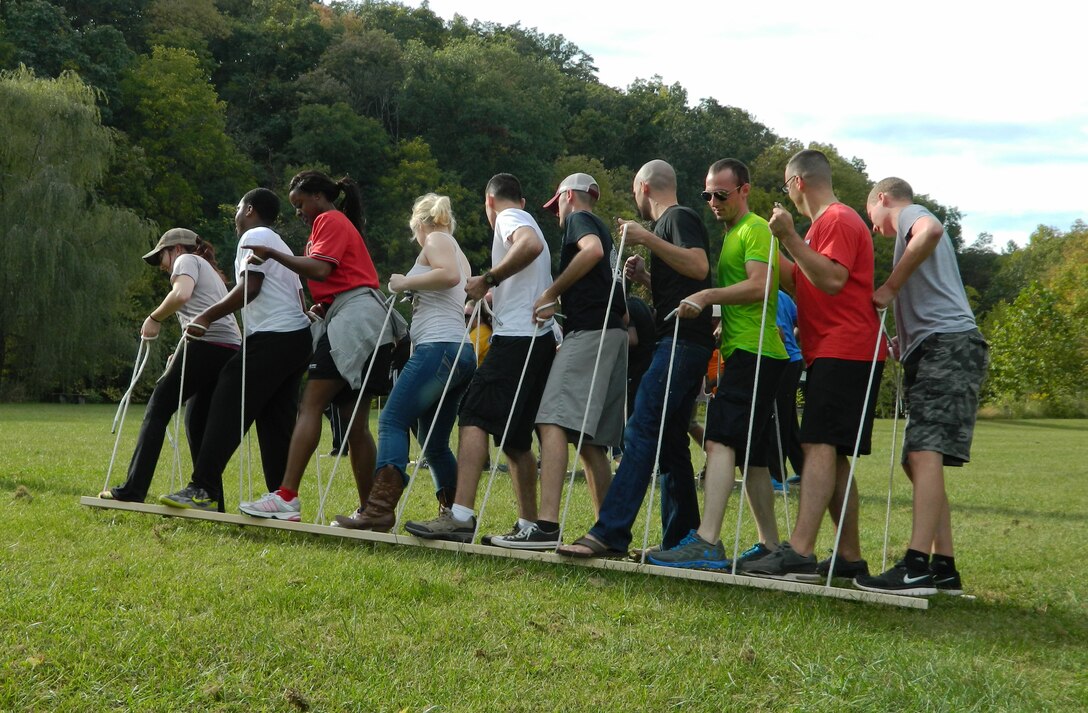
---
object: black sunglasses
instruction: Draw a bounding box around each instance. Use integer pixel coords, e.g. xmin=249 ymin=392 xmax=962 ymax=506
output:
xmin=701 ymin=188 xmax=738 ymax=202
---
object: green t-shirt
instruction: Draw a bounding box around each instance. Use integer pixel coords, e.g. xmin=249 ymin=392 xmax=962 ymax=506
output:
xmin=717 ymin=212 xmax=787 ymax=360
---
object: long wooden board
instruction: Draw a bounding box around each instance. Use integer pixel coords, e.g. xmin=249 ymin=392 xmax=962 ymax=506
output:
xmin=80 ymin=497 xmax=928 ymax=610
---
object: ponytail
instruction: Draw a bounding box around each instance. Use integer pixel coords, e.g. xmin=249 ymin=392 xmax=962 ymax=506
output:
xmin=183 ymin=238 xmax=228 ymax=284
xmin=289 ymin=170 xmax=368 ymax=242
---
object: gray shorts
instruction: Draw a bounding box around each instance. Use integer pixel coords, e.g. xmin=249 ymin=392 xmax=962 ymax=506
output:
xmin=902 ymin=329 xmax=989 ymax=466
xmin=535 ymin=328 xmax=628 ymax=448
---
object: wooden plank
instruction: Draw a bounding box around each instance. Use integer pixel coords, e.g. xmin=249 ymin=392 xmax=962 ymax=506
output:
xmin=79 ymin=497 xmax=928 ymax=610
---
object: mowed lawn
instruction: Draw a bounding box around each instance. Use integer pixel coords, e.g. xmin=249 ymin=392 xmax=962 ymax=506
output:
xmin=1 ymin=404 xmax=1085 ymax=712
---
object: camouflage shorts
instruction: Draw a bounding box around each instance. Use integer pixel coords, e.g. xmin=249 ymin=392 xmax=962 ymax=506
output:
xmin=902 ymin=329 xmax=989 ymax=466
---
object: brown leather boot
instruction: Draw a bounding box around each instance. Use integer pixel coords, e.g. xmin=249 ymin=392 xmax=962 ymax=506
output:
xmin=336 ymin=466 xmax=404 ymax=532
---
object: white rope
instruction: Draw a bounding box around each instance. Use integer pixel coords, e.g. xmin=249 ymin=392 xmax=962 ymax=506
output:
xmin=103 ymin=337 xmax=155 ymax=493
xmin=729 ymin=234 xmax=778 ymax=573
xmin=824 ymin=308 xmax=888 ymax=588
xmin=315 ymin=294 xmax=399 ymax=524
xmin=881 ymin=355 xmax=904 ymax=572
xmin=773 ymin=401 xmax=793 ymax=537
xmin=392 ymin=300 xmax=481 ymax=537
xmin=239 ymin=266 xmax=252 ymax=505
xmin=472 ymin=315 xmax=548 ymax=544
xmin=638 ymin=308 xmax=684 ymax=564
xmin=168 ymin=332 xmax=190 ymax=494
xmin=556 ymin=225 xmax=628 ymax=547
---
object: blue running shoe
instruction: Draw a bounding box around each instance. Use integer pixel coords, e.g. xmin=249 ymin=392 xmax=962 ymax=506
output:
xmin=646 ymin=530 xmax=730 ymax=571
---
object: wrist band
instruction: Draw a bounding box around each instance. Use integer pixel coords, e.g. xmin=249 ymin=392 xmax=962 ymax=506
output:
xmin=149 ymin=314 xmax=161 ymax=323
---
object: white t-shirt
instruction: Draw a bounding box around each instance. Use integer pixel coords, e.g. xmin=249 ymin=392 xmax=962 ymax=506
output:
xmin=235 ymin=227 xmax=311 ymax=336
xmin=491 ymin=208 xmax=554 ymax=337
xmin=172 ymin=254 xmax=240 ymax=345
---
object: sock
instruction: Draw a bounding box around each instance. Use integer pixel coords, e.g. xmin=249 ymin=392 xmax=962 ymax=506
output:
xmin=535 ymin=520 xmax=559 ymax=533
xmin=275 ymin=487 xmax=298 ymax=502
xmin=451 ymin=503 xmax=475 ymax=522
xmin=903 ymin=548 xmax=930 ymax=574
xmin=931 ymin=554 xmax=957 ymax=573
xmin=517 ymin=517 xmax=534 ymax=531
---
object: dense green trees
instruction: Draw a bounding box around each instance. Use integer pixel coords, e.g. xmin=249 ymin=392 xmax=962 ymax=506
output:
xmin=0 ymin=0 xmax=1083 ymax=408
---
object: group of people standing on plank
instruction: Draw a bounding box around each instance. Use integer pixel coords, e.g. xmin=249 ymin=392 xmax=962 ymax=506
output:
xmin=100 ymin=148 xmax=988 ymax=597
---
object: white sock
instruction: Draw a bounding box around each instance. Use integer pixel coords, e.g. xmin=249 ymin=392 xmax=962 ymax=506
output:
xmin=451 ymin=504 xmax=475 ymax=522
xmin=517 ymin=518 xmax=534 ymax=531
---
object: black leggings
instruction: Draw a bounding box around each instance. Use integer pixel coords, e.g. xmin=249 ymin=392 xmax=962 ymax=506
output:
xmin=191 ymin=327 xmax=311 ymax=508
xmin=111 ymin=340 xmax=237 ymax=501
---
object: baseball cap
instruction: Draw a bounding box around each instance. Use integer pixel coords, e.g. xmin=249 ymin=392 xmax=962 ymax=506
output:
xmin=142 ymin=228 xmax=199 ymax=265
xmin=543 ymin=173 xmax=600 ymax=213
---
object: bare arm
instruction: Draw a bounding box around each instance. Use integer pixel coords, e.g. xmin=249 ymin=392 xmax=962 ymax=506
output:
xmin=873 ymin=215 xmax=943 ymax=309
xmin=389 ymin=233 xmax=463 ymax=293
xmin=143 ymin=274 xmax=196 ymax=339
xmin=187 ymin=271 xmax=266 ymax=334
xmin=618 ymin=218 xmax=707 ymax=280
xmin=242 ymin=244 xmax=334 ymax=282
xmin=466 ymin=225 xmax=542 ymax=300
xmin=677 ymin=260 xmax=771 ymax=318
xmin=769 ymin=205 xmax=848 ymax=295
xmin=534 ymin=234 xmax=604 ymax=319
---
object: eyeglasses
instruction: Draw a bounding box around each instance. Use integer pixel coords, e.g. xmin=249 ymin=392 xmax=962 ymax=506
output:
xmin=780 ymin=175 xmax=800 ymax=194
xmin=701 ymin=188 xmax=738 ymax=202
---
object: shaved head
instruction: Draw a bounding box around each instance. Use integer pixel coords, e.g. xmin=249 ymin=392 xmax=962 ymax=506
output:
xmin=786 ymin=149 xmax=832 ymax=188
xmin=636 ymin=159 xmax=677 ymax=193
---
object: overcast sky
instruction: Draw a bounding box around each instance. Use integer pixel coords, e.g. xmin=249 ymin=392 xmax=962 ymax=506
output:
xmin=404 ymin=0 xmax=1084 ymax=248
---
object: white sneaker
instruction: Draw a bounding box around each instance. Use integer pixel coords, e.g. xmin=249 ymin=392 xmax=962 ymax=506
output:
xmin=239 ymin=492 xmax=301 ymax=521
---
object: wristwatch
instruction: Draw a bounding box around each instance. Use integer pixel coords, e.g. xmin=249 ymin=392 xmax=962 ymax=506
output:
xmin=482 ymin=269 xmax=502 ymax=287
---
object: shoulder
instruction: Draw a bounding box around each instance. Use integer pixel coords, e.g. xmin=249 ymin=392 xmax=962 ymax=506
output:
xmin=240 ymin=226 xmax=282 ymax=248
xmin=657 ymin=205 xmax=708 ymax=244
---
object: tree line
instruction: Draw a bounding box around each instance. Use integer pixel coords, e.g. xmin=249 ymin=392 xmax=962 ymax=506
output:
xmin=0 ymin=0 xmax=1084 ymax=412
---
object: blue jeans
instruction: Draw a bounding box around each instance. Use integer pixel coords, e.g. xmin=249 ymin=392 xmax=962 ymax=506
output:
xmin=376 ymin=342 xmax=476 ymax=493
xmin=590 ymin=338 xmax=712 ymax=551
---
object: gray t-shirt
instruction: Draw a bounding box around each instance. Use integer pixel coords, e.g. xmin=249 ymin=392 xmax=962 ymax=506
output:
xmin=172 ymin=253 xmax=241 ymax=346
xmin=893 ymin=204 xmax=976 ymax=359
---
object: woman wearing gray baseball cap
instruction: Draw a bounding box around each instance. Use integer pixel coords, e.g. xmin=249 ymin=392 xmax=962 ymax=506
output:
xmin=100 ymin=228 xmax=241 ymax=503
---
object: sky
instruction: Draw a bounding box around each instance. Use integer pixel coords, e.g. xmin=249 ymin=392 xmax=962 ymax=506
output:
xmin=403 ymin=0 xmax=1085 ymax=248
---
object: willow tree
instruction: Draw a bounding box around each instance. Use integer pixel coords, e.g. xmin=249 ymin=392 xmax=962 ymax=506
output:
xmin=0 ymin=67 xmax=153 ymax=399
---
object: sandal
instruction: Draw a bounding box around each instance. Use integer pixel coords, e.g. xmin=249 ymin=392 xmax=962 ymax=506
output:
xmin=556 ymin=535 xmax=627 ymax=559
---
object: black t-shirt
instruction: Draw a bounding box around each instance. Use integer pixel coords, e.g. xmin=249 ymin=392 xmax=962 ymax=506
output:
xmin=560 ymin=210 xmax=626 ymax=333
xmin=650 ymin=205 xmax=714 ymax=349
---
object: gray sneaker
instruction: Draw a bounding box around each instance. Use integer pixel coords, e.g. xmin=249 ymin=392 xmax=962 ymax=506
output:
xmin=743 ymin=541 xmax=819 ymax=581
xmin=404 ymin=507 xmax=476 ymax=543
xmin=160 ymin=485 xmax=218 ymax=512
xmin=817 ymin=555 xmax=870 ymax=579
xmin=735 ymin=542 xmax=774 ymax=573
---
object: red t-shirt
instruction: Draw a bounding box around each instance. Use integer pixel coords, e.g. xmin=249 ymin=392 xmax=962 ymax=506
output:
xmin=305 ymin=210 xmax=379 ymax=306
xmin=793 ymin=203 xmax=888 ymax=364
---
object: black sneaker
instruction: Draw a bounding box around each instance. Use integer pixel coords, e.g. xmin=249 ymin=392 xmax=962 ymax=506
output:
xmin=743 ymin=542 xmax=819 ymax=581
xmin=931 ymin=568 xmax=964 ymax=596
xmin=490 ymin=523 xmax=561 ymax=551
xmin=735 ymin=542 xmax=774 ymax=573
xmin=817 ymin=555 xmax=870 ymax=579
xmin=482 ymin=522 xmax=519 ymax=547
xmin=159 ymin=485 xmax=218 ymax=512
xmin=854 ymin=560 xmax=938 ymax=596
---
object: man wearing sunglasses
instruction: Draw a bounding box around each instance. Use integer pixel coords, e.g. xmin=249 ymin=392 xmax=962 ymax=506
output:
xmin=558 ymin=159 xmax=714 ymax=558
xmin=745 ymin=149 xmax=887 ymax=581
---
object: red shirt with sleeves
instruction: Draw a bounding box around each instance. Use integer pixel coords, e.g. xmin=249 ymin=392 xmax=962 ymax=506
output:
xmin=305 ymin=210 xmax=379 ymax=306
xmin=792 ymin=203 xmax=888 ymax=364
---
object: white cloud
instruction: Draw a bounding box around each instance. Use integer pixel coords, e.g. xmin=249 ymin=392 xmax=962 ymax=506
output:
xmin=404 ymin=0 xmax=1086 ymax=245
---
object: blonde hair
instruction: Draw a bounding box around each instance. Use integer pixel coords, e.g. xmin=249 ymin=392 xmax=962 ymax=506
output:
xmin=409 ymin=193 xmax=456 ymax=238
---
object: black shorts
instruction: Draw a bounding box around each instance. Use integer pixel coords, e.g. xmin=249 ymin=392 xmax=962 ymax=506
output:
xmin=459 ymin=333 xmax=556 ymax=453
xmin=309 ymin=333 xmax=396 ymax=406
xmin=704 ymin=350 xmax=787 ymax=467
xmin=800 ymin=357 xmax=885 ymax=456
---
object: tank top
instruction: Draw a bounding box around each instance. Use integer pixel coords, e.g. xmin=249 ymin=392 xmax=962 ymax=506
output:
xmin=406 ymin=232 xmax=468 ymax=344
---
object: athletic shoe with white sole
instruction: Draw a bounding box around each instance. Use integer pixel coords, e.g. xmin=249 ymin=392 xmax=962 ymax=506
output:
xmin=743 ymin=541 xmax=819 ymax=581
xmin=490 ymin=523 xmax=561 ymax=550
xmin=159 ymin=485 xmax=218 ymax=512
xmin=482 ymin=522 xmax=519 ymax=547
xmin=646 ymin=530 xmax=730 ymax=571
xmin=931 ymin=568 xmax=964 ymax=596
xmin=239 ymin=491 xmax=301 ymax=521
xmin=854 ymin=560 xmax=938 ymax=596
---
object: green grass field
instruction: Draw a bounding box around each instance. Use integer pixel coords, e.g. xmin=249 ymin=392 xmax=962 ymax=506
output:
xmin=1 ymin=404 xmax=1086 ymax=711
